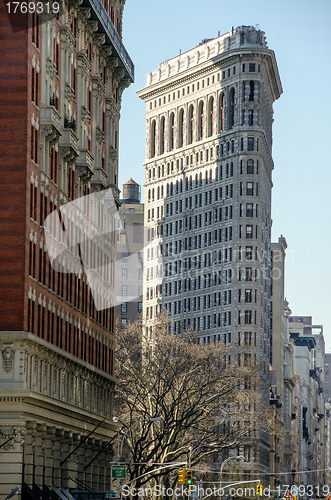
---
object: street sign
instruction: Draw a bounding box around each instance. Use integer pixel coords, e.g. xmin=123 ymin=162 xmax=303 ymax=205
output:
xmin=112 ymin=465 xmax=126 ymax=478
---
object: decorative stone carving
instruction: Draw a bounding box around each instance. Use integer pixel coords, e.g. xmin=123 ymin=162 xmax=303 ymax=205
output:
xmin=118 ymin=77 xmax=131 ymax=98
xmin=92 ymin=76 xmax=105 ymax=99
xmin=109 ymin=146 xmax=117 ymax=161
xmin=96 ymin=126 xmax=105 ymax=144
xmin=1 ymin=347 xmax=15 ymax=372
xmin=81 ymin=105 xmax=91 ymax=124
xmin=46 ymin=57 xmax=58 ymax=78
xmin=107 ymin=57 xmax=119 ymax=69
xmin=86 ymin=20 xmax=99 ymax=35
xmin=244 ymin=27 xmax=263 ymax=45
xmin=0 ymin=425 xmax=25 ymax=451
xmin=64 ymin=82 xmax=75 ymax=102
xmin=77 ymin=51 xmax=91 ymax=76
xmin=93 ymin=34 xmax=106 ymax=47
xmin=77 ymin=6 xmax=91 ymax=22
xmin=100 ymin=46 xmax=112 ymax=58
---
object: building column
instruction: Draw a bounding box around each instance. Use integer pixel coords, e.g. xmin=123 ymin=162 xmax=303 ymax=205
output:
xmin=84 ymin=437 xmax=95 ymax=489
xmin=53 ymin=428 xmax=64 ymax=488
xmin=23 ymin=421 xmax=37 ymax=488
xmin=61 ymin=431 xmax=73 ymax=489
xmin=92 ymin=439 xmax=101 ymax=489
xmin=44 ymin=426 xmax=56 ymax=487
xmin=35 ymin=424 xmax=47 ymax=486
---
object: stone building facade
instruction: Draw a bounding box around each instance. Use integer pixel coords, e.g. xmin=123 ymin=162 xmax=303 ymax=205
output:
xmin=138 ymin=25 xmax=282 ymax=474
xmin=0 ymin=0 xmax=133 ymax=495
xmin=116 ymin=179 xmax=144 ymax=325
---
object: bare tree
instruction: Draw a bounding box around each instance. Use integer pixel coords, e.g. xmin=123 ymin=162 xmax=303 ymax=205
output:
xmin=115 ymin=316 xmax=268 ymax=493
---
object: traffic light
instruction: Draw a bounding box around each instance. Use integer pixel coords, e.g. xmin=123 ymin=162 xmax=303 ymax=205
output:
xmin=178 ymin=469 xmax=185 ymax=484
xmin=256 ymin=485 xmax=262 ymax=496
xmin=186 ymin=470 xmax=192 ymax=486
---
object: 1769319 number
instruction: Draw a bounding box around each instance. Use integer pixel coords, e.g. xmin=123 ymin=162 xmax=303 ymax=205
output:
xmin=5 ymin=2 xmax=59 ymax=14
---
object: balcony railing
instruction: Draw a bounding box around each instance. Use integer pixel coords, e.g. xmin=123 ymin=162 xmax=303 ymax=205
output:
xmin=89 ymin=0 xmax=134 ymax=81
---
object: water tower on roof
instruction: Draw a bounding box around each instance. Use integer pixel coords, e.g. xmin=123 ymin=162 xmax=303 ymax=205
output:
xmin=121 ymin=178 xmax=141 ymax=204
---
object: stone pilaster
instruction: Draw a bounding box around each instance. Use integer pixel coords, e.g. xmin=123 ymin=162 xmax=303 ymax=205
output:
xmin=23 ymin=421 xmax=37 ymax=487
xmin=34 ymin=423 xmax=47 ymax=486
xmin=44 ymin=426 xmax=56 ymax=486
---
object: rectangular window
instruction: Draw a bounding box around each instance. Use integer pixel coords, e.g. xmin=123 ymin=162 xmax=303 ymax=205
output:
xmin=248 ymin=137 xmax=254 ymax=151
xmin=138 ymin=302 xmax=143 ymax=313
xmin=246 ymin=246 xmax=253 ymax=260
xmin=122 ymin=285 xmax=127 ymax=296
xmin=122 ymin=269 xmax=128 ymax=280
xmin=122 ymin=252 xmax=128 ymax=262
xmin=245 ymin=311 xmax=252 ymax=324
xmin=249 ymin=63 xmax=256 ymax=72
xmin=246 ymin=204 xmax=253 ymax=217
xmin=245 ymin=268 xmax=252 ymax=281
xmin=246 ymin=225 xmax=253 ymax=238
xmin=245 ymin=289 xmax=252 ymax=302
xmin=247 ymin=182 xmax=253 ymax=195
xmin=121 ymin=302 xmax=127 ymax=313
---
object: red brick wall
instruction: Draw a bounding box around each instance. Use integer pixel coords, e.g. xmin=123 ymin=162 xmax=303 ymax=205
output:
xmin=0 ymin=0 xmax=28 ymax=331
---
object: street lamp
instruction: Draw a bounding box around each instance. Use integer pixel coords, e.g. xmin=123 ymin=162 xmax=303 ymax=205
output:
xmin=219 ymin=455 xmax=245 ymax=490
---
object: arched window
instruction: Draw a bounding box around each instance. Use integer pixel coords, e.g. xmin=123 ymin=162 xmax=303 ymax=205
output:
xmin=157 ymin=186 xmax=160 ymax=199
xmin=189 ymin=175 xmax=192 ymax=189
xmin=229 ymin=88 xmax=235 ymax=129
xmin=160 ymin=116 xmax=165 ymax=154
xmin=178 ymin=108 xmax=184 ymax=148
xmin=195 ymin=173 xmax=198 ymax=186
xmin=198 ymin=101 xmax=204 ymax=140
xmin=205 ymin=170 xmax=208 ymax=183
xmin=209 ymin=168 xmax=212 ymax=182
xmin=247 ymin=160 xmax=254 ymax=174
xmin=170 ymin=182 xmax=173 ymax=196
xmin=199 ymin=172 xmax=202 ymax=186
xmin=208 ymin=97 xmax=214 ymax=137
xmin=169 ymin=113 xmax=175 ymax=151
xmin=161 ymin=185 xmax=164 ymax=197
xmin=176 ymin=180 xmax=179 ymax=193
xmin=188 ymin=105 xmax=194 ymax=144
xmin=219 ymin=93 xmax=224 ymax=132
xmin=249 ymin=81 xmax=254 ymax=102
xmin=148 ymin=189 xmax=151 ymax=202
xmin=180 ymin=179 xmax=182 ymax=192
xmin=151 ymin=120 xmax=156 ymax=157
xmin=152 ymin=188 xmax=154 ymax=201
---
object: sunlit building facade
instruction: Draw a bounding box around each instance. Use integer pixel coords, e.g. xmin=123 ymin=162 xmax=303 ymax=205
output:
xmin=138 ymin=25 xmax=282 ymax=473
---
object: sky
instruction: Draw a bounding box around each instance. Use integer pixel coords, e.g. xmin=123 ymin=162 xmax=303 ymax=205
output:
xmin=118 ymin=0 xmax=331 ymax=348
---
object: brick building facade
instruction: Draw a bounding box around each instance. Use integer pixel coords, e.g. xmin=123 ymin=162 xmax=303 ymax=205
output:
xmin=0 ymin=0 xmax=133 ymax=495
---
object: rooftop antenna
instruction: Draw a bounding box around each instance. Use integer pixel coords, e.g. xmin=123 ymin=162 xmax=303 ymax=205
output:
xmin=218 ymin=30 xmax=220 ymax=37
xmin=179 ymin=49 xmax=181 ymax=55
